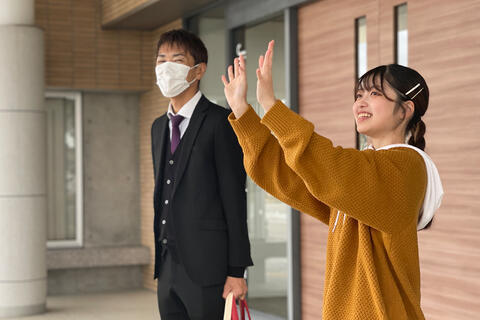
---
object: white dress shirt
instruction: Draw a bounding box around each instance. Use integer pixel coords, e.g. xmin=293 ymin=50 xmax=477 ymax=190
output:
xmin=167 ymin=90 xmax=202 ymax=141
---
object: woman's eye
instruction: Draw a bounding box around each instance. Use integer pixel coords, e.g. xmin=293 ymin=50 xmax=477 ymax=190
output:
xmin=371 ymin=91 xmax=382 ymax=96
xmin=356 ymin=93 xmax=362 ymax=99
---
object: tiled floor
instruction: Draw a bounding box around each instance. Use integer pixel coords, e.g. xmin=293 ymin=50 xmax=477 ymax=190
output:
xmin=8 ymin=290 xmax=284 ymax=320
xmin=10 ymin=290 xmax=159 ymax=320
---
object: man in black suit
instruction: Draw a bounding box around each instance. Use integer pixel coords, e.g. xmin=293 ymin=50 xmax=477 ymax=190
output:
xmin=151 ymin=29 xmax=253 ymax=320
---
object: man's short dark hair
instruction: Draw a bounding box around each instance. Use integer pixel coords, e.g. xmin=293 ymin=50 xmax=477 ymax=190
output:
xmin=156 ymin=29 xmax=208 ymax=65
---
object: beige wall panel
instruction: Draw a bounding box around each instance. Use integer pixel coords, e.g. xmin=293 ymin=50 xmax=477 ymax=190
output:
xmin=298 ymin=0 xmax=480 ymax=319
xmin=409 ymin=1 xmax=480 ymax=319
xmin=378 ymin=0 xmax=406 ymax=64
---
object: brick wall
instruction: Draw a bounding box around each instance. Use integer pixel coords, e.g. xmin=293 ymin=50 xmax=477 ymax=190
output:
xmin=35 ymin=0 xmax=152 ymax=91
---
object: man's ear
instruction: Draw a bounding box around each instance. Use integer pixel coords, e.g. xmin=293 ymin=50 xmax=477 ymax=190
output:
xmin=196 ymin=62 xmax=207 ymax=80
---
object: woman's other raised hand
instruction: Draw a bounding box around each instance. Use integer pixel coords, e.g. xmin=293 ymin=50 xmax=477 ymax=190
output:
xmin=256 ymin=40 xmax=277 ymax=113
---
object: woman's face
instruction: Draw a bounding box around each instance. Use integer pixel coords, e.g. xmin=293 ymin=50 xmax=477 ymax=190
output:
xmin=352 ymin=82 xmax=406 ymax=140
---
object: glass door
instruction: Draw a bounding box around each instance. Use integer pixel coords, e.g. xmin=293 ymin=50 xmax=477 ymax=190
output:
xmin=233 ymin=14 xmax=289 ymax=320
xmin=190 ymin=6 xmax=296 ymax=319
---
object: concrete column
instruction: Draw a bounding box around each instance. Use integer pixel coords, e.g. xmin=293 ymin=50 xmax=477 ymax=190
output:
xmin=0 ymin=0 xmax=46 ymax=318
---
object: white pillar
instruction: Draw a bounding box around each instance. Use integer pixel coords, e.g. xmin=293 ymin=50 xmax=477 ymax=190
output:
xmin=0 ymin=0 xmax=46 ymax=317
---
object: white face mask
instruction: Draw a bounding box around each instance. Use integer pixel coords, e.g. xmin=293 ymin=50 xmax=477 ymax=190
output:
xmin=155 ymin=62 xmax=199 ymax=98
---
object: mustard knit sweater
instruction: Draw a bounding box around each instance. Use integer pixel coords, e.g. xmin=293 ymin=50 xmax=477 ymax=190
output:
xmin=228 ymin=101 xmax=427 ymax=320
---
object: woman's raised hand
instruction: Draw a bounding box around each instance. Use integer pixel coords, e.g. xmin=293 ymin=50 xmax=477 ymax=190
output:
xmin=256 ymin=40 xmax=277 ymax=113
xmin=222 ymin=55 xmax=249 ymax=118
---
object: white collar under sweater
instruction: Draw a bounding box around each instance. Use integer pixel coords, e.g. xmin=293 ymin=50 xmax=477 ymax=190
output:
xmin=367 ymin=144 xmax=444 ymax=230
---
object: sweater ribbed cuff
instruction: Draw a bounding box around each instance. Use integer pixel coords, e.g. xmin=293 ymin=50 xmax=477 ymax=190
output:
xmin=228 ymin=106 xmax=263 ymax=139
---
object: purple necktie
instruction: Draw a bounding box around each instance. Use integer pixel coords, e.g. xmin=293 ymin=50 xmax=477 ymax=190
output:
xmin=170 ymin=114 xmax=185 ymax=154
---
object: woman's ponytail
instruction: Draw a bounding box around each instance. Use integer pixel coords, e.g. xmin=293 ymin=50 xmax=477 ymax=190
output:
xmin=408 ymin=118 xmax=426 ymax=151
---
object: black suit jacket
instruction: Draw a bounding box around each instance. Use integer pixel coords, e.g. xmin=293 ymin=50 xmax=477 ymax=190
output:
xmin=151 ymin=95 xmax=253 ymax=286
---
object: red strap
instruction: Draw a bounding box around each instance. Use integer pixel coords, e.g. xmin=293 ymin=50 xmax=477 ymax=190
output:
xmin=231 ymin=295 xmax=239 ymax=320
xmin=240 ymin=299 xmax=252 ymax=320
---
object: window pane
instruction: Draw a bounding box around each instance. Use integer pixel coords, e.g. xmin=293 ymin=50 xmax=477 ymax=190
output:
xmin=396 ymin=3 xmax=408 ymax=66
xmin=243 ymin=15 xmax=289 ymax=319
xmin=46 ymin=97 xmax=77 ymax=241
xmin=356 ymin=16 xmax=368 ymax=150
xmin=197 ymin=7 xmax=227 ymax=106
xmin=356 ymin=17 xmax=367 ymax=77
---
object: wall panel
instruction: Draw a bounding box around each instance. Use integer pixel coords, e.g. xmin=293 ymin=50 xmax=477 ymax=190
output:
xmin=298 ymin=0 xmax=480 ymax=319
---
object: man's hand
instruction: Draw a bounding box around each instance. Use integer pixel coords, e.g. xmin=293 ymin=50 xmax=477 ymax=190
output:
xmin=222 ymin=276 xmax=248 ymax=300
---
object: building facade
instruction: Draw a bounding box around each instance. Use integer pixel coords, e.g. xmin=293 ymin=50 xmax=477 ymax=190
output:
xmin=0 ymin=0 xmax=478 ymax=319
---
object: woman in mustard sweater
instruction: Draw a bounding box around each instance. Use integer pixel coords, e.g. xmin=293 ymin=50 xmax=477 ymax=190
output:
xmin=221 ymin=41 xmax=443 ymax=319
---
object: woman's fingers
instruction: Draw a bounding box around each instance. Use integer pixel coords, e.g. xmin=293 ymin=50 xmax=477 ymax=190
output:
xmin=234 ymin=58 xmax=239 ymax=79
xmin=239 ymin=54 xmax=246 ymax=73
xmin=256 ymin=68 xmax=262 ymax=80
xmin=258 ymin=40 xmax=274 ymax=75
xmin=258 ymin=55 xmax=264 ymax=69
xmin=264 ymin=40 xmax=274 ymax=73
xmin=221 ymin=74 xmax=228 ymax=87
xmin=224 ymin=55 xmax=246 ymax=87
xmin=227 ymin=65 xmax=234 ymax=82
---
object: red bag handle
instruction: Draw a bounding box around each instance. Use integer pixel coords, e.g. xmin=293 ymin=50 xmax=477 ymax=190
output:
xmin=225 ymin=293 xmax=252 ymax=320
xmin=231 ymin=296 xmax=239 ymax=320
xmin=240 ymin=299 xmax=252 ymax=320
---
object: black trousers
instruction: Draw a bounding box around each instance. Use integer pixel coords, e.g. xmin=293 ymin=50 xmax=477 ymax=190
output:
xmin=157 ymin=251 xmax=225 ymax=320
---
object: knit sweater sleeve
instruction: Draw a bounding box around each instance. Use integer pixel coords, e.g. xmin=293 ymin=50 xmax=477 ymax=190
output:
xmin=260 ymin=100 xmax=426 ymax=234
xmin=228 ymin=106 xmax=330 ymax=225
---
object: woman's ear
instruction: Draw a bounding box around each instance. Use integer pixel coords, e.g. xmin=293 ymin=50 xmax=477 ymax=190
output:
xmin=404 ymin=100 xmax=415 ymax=121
